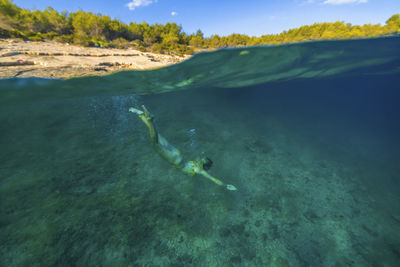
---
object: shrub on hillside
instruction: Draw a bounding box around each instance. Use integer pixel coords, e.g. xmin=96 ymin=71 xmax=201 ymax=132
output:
xmin=111 ymin=38 xmax=130 ymax=49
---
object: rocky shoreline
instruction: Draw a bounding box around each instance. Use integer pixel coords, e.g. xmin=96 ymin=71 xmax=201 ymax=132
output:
xmin=0 ymin=39 xmax=190 ymax=79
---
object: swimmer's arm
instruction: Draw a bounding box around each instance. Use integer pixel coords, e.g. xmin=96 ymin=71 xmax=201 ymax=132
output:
xmin=184 ymin=161 xmax=237 ymax=191
xmin=198 ymin=169 xmax=237 ymax=191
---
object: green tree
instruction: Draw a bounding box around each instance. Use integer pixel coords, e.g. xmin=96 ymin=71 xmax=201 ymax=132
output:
xmin=127 ymin=22 xmax=145 ymax=41
xmin=189 ymin=29 xmax=204 ymax=48
xmin=385 ymin=14 xmax=400 ymax=34
xmin=0 ymin=0 xmax=20 ymax=17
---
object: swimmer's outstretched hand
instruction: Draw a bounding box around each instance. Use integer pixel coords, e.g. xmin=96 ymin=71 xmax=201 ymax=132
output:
xmin=226 ymin=184 xmax=237 ymax=191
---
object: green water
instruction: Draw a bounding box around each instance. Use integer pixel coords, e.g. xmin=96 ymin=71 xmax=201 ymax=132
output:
xmin=1 ymin=37 xmax=400 ymax=266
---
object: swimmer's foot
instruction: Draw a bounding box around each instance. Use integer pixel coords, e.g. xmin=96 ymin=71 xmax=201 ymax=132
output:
xmin=129 ymin=107 xmax=143 ymax=115
xmin=129 ymin=106 xmax=153 ymax=124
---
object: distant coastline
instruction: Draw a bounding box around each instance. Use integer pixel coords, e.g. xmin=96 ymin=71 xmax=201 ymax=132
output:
xmin=1 ymin=1 xmax=399 ymax=55
xmin=0 ymin=38 xmax=190 ymax=79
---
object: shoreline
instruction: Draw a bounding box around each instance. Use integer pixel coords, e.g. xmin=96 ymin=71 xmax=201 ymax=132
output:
xmin=0 ymin=39 xmax=191 ymax=79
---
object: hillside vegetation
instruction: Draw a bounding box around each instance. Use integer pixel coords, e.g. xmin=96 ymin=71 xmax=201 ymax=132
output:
xmin=1 ymin=0 xmax=399 ymax=55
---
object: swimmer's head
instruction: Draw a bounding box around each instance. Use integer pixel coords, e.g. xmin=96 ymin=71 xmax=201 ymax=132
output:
xmin=199 ymin=157 xmax=213 ymax=171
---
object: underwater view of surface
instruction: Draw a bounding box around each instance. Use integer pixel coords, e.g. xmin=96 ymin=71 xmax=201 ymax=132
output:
xmin=1 ymin=37 xmax=400 ymax=266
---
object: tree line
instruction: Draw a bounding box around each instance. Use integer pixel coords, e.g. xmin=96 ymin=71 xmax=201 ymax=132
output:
xmin=1 ymin=0 xmax=399 ymax=56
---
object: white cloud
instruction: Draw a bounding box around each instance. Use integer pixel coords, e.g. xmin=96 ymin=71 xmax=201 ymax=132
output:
xmin=126 ymin=0 xmax=157 ymax=11
xmin=171 ymin=11 xmax=178 ymax=16
xmin=323 ymin=0 xmax=367 ymax=5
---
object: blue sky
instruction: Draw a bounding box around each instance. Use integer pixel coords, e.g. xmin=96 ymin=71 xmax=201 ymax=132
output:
xmin=12 ymin=0 xmax=400 ymax=37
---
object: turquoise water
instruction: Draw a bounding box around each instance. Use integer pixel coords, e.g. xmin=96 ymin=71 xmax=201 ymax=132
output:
xmin=1 ymin=37 xmax=400 ymax=266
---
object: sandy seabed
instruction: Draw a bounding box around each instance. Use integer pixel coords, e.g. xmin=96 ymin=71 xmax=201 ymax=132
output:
xmin=1 ymin=82 xmax=399 ymax=266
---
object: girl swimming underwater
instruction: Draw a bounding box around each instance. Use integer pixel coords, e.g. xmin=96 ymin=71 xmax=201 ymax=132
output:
xmin=129 ymin=105 xmax=237 ymax=191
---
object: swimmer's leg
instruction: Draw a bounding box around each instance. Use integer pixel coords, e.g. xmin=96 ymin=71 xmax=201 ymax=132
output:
xmin=130 ymin=105 xmax=183 ymax=166
xmin=129 ymin=105 xmax=158 ymax=145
